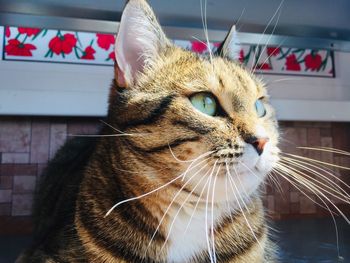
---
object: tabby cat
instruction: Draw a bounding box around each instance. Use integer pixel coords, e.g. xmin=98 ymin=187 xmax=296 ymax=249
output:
xmin=18 ymin=0 xmax=281 ymax=262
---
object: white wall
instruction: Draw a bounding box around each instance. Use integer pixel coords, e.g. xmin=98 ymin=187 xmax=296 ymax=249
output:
xmin=0 ymin=51 xmax=349 ymax=121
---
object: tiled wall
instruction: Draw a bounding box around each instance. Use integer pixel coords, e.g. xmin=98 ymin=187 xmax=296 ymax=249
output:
xmin=0 ymin=117 xmax=349 ymax=231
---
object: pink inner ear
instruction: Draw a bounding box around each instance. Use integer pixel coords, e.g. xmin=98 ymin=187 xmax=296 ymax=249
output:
xmin=116 ymin=62 xmax=127 ymax=88
xmin=124 ymin=42 xmax=146 ymax=79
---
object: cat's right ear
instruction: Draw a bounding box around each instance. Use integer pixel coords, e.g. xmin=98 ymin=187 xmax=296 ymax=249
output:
xmin=114 ymin=0 xmax=170 ymax=88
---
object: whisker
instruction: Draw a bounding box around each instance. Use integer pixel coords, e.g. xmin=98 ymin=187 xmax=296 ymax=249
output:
xmin=159 ymin=164 xmax=213 ymax=252
xmin=252 ymin=8 xmax=283 ymax=73
xmin=67 ymin=133 xmax=147 ymax=138
xmin=226 ymin=163 xmax=263 ymax=250
xmin=100 ymin=119 xmax=127 ymax=135
xmin=272 ymin=166 xmax=337 ymax=215
xmin=105 ymin=154 xmax=211 ymax=217
xmin=275 ymin=164 xmax=350 ymax=223
xmin=210 ymin=165 xmax=221 ymax=262
xmin=280 ymin=157 xmax=350 ymax=195
xmin=250 ymin=0 xmax=285 ymax=72
xmin=182 ymin=151 xmax=215 ymax=181
xmin=273 ymin=166 xmax=342 ymax=259
xmin=279 ymin=159 xmax=350 ymax=203
xmin=281 ymin=152 xmax=350 ymax=171
xmin=144 ymin=162 xmax=212 ymax=258
xmin=184 ymin=171 xmax=212 ymax=235
xmin=200 ymin=0 xmax=213 ymax=67
xmin=297 ymin=146 xmax=350 ymax=156
xmin=205 ymin=161 xmax=218 ymax=263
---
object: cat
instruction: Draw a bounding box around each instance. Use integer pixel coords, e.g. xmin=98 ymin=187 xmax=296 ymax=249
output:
xmin=17 ymin=0 xmax=282 ymax=262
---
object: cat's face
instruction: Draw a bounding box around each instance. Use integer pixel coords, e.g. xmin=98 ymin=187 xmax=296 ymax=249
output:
xmin=109 ymin=0 xmax=279 ymax=204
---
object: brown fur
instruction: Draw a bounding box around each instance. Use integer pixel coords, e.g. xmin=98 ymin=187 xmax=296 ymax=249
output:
xmin=18 ymin=1 xmax=279 ymax=262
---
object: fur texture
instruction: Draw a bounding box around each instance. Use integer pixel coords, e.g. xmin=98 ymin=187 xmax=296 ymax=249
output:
xmin=18 ymin=0 xmax=280 ymax=262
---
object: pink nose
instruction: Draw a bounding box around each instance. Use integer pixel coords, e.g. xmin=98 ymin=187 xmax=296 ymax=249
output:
xmin=245 ymin=137 xmax=269 ymax=155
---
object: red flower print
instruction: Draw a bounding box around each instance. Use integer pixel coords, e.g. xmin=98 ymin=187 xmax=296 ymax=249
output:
xmin=213 ymin=42 xmax=221 ymax=48
xmin=5 ymin=39 xmax=36 ymax=56
xmin=5 ymin=27 xmax=10 ymax=38
xmin=304 ymin=53 xmax=322 ymax=71
xmin=81 ymin=46 xmax=96 ymax=60
xmin=257 ymin=63 xmax=271 ymax=70
xmin=191 ymin=41 xmax=207 ymax=53
xmin=96 ymin=33 xmax=115 ymax=50
xmin=18 ymin=27 xmax=41 ymax=37
xmin=49 ymin=33 xmax=77 ymax=55
xmin=285 ymin=54 xmax=301 ymax=71
xmin=267 ymin=47 xmax=280 ymax=57
xmin=109 ymin=51 xmax=116 ymax=61
xmin=239 ymin=49 xmax=244 ymax=63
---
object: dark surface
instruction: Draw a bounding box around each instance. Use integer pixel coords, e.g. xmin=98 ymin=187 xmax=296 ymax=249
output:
xmin=0 ymin=218 xmax=349 ymax=263
xmin=274 ymin=218 xmax=350 ymax=263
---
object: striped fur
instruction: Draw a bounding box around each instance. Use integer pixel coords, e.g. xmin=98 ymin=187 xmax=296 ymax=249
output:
xmin=18 ymin=0 xmax=279 ymax=262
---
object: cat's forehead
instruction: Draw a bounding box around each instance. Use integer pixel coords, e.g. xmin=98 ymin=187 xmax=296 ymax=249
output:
xmin=169 ymin=51 xmax=266 ymax=100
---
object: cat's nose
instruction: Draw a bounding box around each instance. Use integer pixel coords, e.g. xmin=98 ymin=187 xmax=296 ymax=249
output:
xmin=244 ymin=136 xmax=269 ymax=155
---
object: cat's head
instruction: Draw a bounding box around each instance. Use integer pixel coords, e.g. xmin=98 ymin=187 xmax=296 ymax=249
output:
xmin=107 ymin=0 xmax=279 ymax=203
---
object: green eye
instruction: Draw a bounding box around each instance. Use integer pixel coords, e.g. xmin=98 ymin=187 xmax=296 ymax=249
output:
xmin=255 ymin=99 xmax=266 ymax=118
xmin=190 ymin=92 xmax=217 ymax=116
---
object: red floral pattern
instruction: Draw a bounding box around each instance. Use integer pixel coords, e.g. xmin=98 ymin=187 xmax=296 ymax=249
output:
xmin=267 ymin=47 xmax=280 ymax=57
xmin=81 ymin=46 xmax=96 ymax=60
xmin=285 ymin=54 xmax=301 ymax=71
xmin=257 ymin=63 xmax=272 ymax=70
xmin=5 ymin=39 xmax=36 ymax=56
xmin=1 ymin=26 xmax=334 ymax=76
xmin=108 ymin=51 xmax=116 ymax=61
xmin=5 ymin=27 xmax=11 ymax=38
xmin=239 ymin=49 xmax=244 ymax=63
xmin=304 ymin=53 xmax=322 ymax=71
xmin=96 ymin=34 xmax=115 ymax=50
xmin=18 ymin=27 xmax=41 ymax=37
xmin=49 ymin=33 xmax=77 ymax=55
xmin=191 ymin=41 xmax=208 ymax=53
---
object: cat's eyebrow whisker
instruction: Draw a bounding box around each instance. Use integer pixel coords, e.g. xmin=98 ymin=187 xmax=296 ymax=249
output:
xmin=200 ymin=0 xmax=214 ymax=71
xmin=250 ymin=0 xmax=285 ymax=72
xmin=253 ymin=35 xmax=285 ymax=73
xmin=226 ymin=163 xmax=263 ymax=250
xmin=105 ymin=154 xmax=210 ymax=217
xmin=252 ymin=8 xmax=283 ymax=73
xmin=265 ymin=77 xmax=304 ymax=86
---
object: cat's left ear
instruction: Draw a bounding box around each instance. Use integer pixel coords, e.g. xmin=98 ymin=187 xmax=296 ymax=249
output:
xmin=114 ymin=0 xmax=170 ymax=88
xmin=216 ymin=25 xmax=241 ymax=61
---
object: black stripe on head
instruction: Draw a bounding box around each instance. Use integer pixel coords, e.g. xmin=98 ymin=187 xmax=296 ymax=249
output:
xmin=126 ymin=136 xmax=201 ymax=154
xmin=122 ymin=94 xmax=176 ymax=128
xmin=173 ymin=120 xmax=214 ymax=135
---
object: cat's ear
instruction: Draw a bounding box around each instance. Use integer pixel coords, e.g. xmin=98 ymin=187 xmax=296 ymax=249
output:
xmin=114 ymin=0 xmax=170 ymax=88
xmin=216 ymin=25 xmax=241 ymax=61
